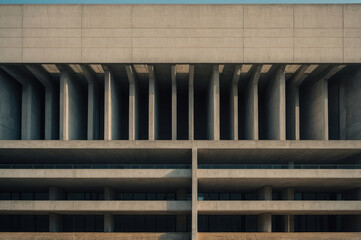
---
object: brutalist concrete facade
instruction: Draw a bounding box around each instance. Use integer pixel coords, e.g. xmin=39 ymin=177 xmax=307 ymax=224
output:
xmin=0 ymin=3 xmax=361 ymax=240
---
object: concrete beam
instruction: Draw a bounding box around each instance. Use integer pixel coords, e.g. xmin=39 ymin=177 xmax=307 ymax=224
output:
xmin=59 ymin=67 xmax=87 ymax=140
xmin=192 ymin=148 xmax=198 ymax=240
xmin=104 ymin=69 xmax=121 ymax=140
xmin=230 ymin=65 xmax=241 ymax=140
xmin=1 ymin=66 xmax=43 ymax=140
xmin=189 ymin=65 xmax=194 ymax=140
xmin=266 ymin=65 xmax=286 ymax=140
xmin=148 ymin=65 xmax=159 ymax=140
xmin=207 ymin=65 xmax=220 ymax=140
xmin=125 ymin=65 xmax=139 ymax=140
xmin=286 ymin=65 xmax=309 ymax=140
xmin=81 ymin=65 xmax=100 ymax=140
xmin=172 ymin=65 xmax=177 ymax=140
xmin=26 ymin=65 xmax=59 ymax=140
xmin=245 ymin=65 xmax=261 ymax=140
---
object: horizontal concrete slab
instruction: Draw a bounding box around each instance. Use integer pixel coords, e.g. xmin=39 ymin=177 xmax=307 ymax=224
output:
xmin=0 ymin=200 xmax=191 ymax=214
xmin=198 ymin=233 xmax=361 ymax=240
xmin=0 ymin=140 xmax=361 ymax=164
xmin=198 ymin=200 xmax=361 ymax=215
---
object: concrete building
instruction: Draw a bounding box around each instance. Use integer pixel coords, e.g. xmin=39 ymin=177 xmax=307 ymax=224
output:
xmin=0 ymin=3 xmax=361 ymax=240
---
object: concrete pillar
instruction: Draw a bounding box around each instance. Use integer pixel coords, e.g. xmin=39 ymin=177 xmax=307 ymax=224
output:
xmin=49 ymin=214 xmax=63 ymax=232
xmin=60 ymin=69 xmax=87 ymax=140
xmin=258 ymin=185 xmax=272 ymax=200
xmin=148 ymin=65 xmax=158 ymax=140
xmin=189 ymin=65 xmax=194 ymax=140
xmin=172 ymin=65 xmax=177 ymax=140
xmin=104 ymin=70 xmax=121 ymax=140
xmin=245 ymin=65 xmax=261 ymax=140
xmin=192 ymin=148 xmax=198 ymax=240
xmin=286 ymin=65 xmax=308 ymax=140
xmin=300 ymin=78 xmax=329 ymax=140
xmin=26 ymin=65 xmax=59 ymax=140
xmin=266 ymin=66 xmax=286 ymax=140
xmin=176 ymin=188 xmax=187 ymax=232
xmin=49 ymin=186 xmax=65 ymax=200
xmin=126 ymin=65 xmax=139 ymax=140
xmin=104 ymin=187 xmax=115 ymax=200
xmin=258 ymin=213 xmax=272 ymax=232
xmin=207 ymin=65 xmax=220 ymax=140
xmin=282 ymin=188 xmax=294 ymax=232
xmin=230 ymin=65 xmax=241 ymax=140
xmin=0 ymin=70 xmax=21 ymax=140
xmin=1 ymin=66 xmax=43 ymax=140
xmin=104 ymin=213 xmax=114 ymax=232
xmin=81 ymin=65 xmax=100 ymax=140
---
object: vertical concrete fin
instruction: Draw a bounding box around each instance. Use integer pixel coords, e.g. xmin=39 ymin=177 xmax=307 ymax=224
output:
xmin=148 ymin=65 xmax=158 ymax=140
xmin=192 ymin=148 xmax=198 ymax=240
xmin=104 ymin=70 xmax=112 ymax=140
xmin=172 ymin=65 xmax=177 ymax=140
xmin=104 ymin=213 xmax=114 ymax=232
xmin=266 ymin=65 xmax=286 ymax=140
xmin=230 ymin=65 xmax=241 ymax=140
xmin=26 ymin=65 xmax=58 ymax=140
xmin=258 ymin=213 xmax=272 ymax=232
xmin=208 ymin=65 xmax=220 ymax=140
xmin=245 ymin=65 xmax=261 ymax=140
xmin=59 ymin=71 xmax=69 ymax=140
xmin=81 ymin=65 xmax=99 ymax=140
xmin=189 ymin=65 xmax=195 ymax=140
xmin=126 ymin=65 xmax=139 ymax=140
xmin=287 ymin=65 xmax=309 ymax=140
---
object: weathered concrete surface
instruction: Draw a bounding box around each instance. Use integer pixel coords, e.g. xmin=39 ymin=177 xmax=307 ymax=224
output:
xmin=0 ymin=233 xmax=191 ymax=240
xmin=198 ymin=201 xmax=361 ymax=214
xmin=1 ymin=4 xmax=361 ymax=63
xmin=0 ymin=200 xmax=191 ymax=213
xmin=198 ymin=233 xmax=361 ymax=240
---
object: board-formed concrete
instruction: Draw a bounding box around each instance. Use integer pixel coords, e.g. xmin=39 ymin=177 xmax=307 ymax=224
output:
xmin=1 ymin=4 xmax=361 ymax=63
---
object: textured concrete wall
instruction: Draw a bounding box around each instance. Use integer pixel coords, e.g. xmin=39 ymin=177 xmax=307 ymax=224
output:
xmin=1 ymin=4 xmax=361 ymax=63
xmin=0 ymin=70 xmax=21 ymax=140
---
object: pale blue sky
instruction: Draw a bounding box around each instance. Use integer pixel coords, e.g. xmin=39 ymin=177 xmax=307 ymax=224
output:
xmin=1 ymin=0 xmax=361 ymax=4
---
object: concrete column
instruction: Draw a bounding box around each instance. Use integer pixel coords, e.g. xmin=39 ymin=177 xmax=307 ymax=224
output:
xmin=60 ymin=69 xmax=87 ymax=140
xmin=266 ymin=66 xmax=286 ymax=140
xmin=149 ymin=65 xmax=158 ymax=140
xmin=245 ymin=65 xmax=261 ymax=140
xmin=26 ymin=65 xmax=59 ymax=140
xmin=126 ymin=65 xmax=139 ymax=140
xmin=301 ymin=78 xmax=329 ymax=140
xmin=49 ymin=214 xmax=63 ymax=232
xmin=0 ymin=70 xmax=21 ymax=140
xmin=258 ymin=213 xmax=272 ymax=232
xmin=104 ymin=70 xmax=121 ymax=140
xmin=230 ymin=65 xmax=241 ymax=140
xmin=176 ymin=188 xmax=187 ymax=232
xmin=207 ymin=65 xmax=220 ymax=140
xmin=104 ymin=187 xmax=115 ymax=200
xmin=172 ymin=65 xmax=177 ymax=140
xmin=286 ymin=65 xmax=309 ymax=140
xmin=104 ymin=213 xmax=114 ymax=232
xmin=189 ymin=65 xmax=194 ymax=140
xmin=192 ymin=148 xmax=198 ymax=240
xmin=1 ymin=66 xmax=43 ymax=140
xmin=282 ymin=188 xmax=294 ymax=232
xmin=49 ymin=186 xmax=65 ymax=200
xmin=258 ymin=185 xmax=272 ymax=200
xmin=81 ymin=65 xmax=99 ymax=140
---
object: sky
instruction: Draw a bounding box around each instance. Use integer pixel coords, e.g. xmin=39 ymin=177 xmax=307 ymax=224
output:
xmin=1 ymin=0 xmax=361 ymax=3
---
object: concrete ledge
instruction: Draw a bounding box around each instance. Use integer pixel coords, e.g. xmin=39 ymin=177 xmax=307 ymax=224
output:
xmin=0 ymin=233 xmax=190 ymax=240
xmin=198 ymin=233 xmax=361 ymax=240
xmin=0 ymin=201 xmax=191 ymax=214
xmin=0 ymin=169 xmax=191 ymax=179
xmin=198 ymin=201 xmax=361 ymax=214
